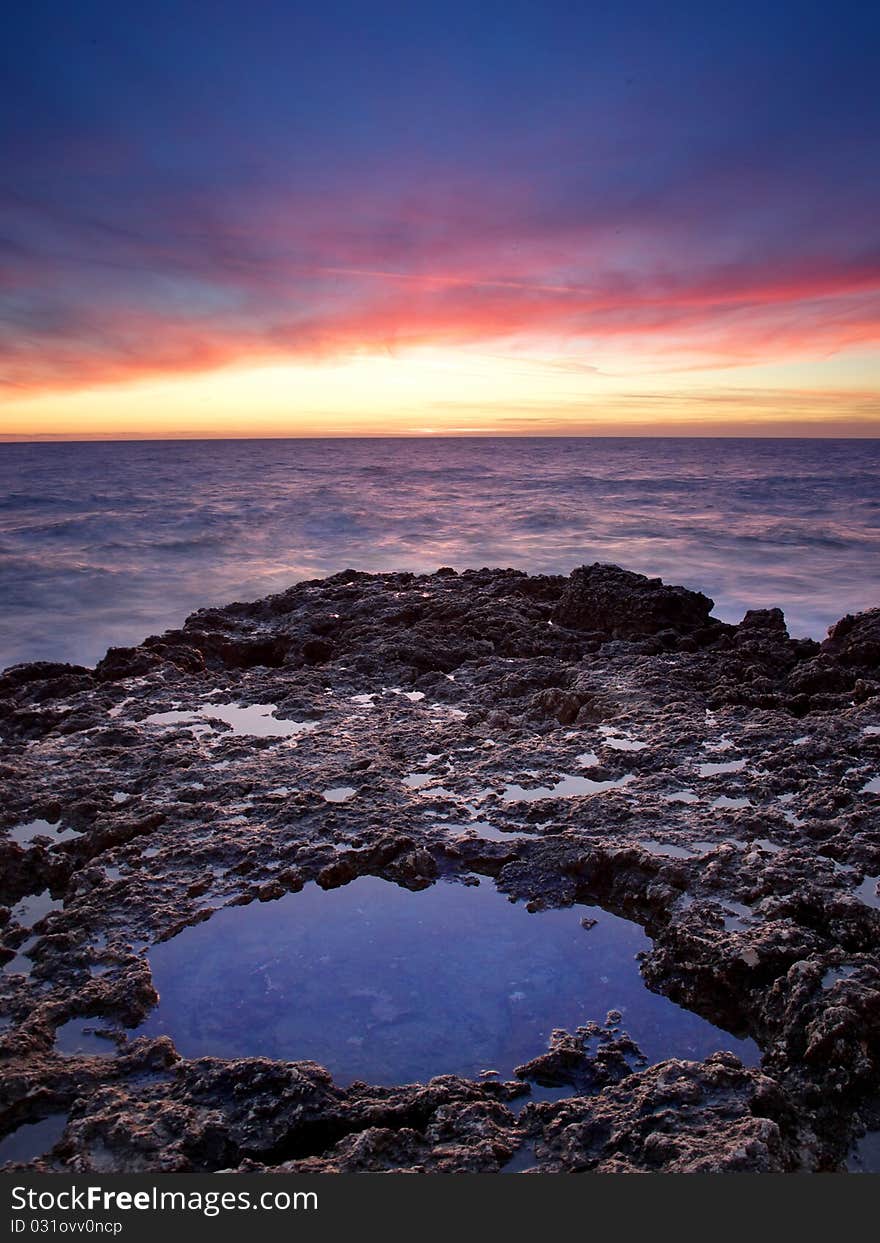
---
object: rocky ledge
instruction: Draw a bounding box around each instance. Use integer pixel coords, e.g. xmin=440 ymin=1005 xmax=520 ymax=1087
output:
xmin=1 ymin=563 xmax=878 ymax=1174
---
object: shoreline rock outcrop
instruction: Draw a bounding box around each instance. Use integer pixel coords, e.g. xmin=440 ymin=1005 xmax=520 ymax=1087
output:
xmin=1 ymin=564 xmax=878 ymax=1173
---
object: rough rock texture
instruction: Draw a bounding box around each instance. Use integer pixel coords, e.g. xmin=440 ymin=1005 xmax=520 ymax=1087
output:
xmin=552 ymin=563 xmax=716 ymax=640
xmin=1 ymin=563 xmax=878 ymax=1173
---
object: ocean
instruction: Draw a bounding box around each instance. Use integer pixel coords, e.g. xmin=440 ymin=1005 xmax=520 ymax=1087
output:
xmin=1 ymin=436 xmax=878 ymax=670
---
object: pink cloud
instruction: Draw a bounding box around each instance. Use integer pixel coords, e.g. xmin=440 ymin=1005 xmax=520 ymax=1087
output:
xmin=2 ymin=175 xmax=880 ymax=396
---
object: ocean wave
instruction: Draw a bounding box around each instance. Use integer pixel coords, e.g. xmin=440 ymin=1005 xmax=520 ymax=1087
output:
xmin=1 ymin=437 xmax=878 ymax=667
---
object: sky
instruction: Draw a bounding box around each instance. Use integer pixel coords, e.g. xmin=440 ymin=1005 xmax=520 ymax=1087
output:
xmin=1 ymin=0 xmax=879 ymax=439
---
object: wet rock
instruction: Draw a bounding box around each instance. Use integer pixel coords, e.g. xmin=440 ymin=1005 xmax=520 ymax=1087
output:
xmin=528 ymin=1054 xmax=811 ymax=1173
xmin=514 ymin=1024 xmax=645 ymax=1091
xmin=552 ymin=564 xmax=715 ymax=639
xmin=301 ymin=638 xmax=333 ymax=664
xmin=1 ymin=563 xmax=878 ymax=1173
xmin=739 ymin=608 xmax=788 ymax=635
xmin=822 ymin=608 xmax=880 ymax=670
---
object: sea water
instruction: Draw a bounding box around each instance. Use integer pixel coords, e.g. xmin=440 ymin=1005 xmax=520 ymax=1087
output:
xmin=1 ymin=436 xmax=878 ymax=668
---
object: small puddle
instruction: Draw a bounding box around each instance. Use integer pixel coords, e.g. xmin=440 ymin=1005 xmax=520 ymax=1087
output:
xmin=663 ymin=789 xmax=699 ymax=804
xmin=502 ymin=774 xmax=634 ymax=803
xmin=702 ymin=736 xmax=735 ymax=754
xmin=697 ymin=760 xmax=747 ymax=777
xmin=510 ymin=1083 xmax=576 ymax=1114
xmin=402 ymin=773 xmax=438 ymax=790
xmin=0 ymin=1114 xmax=68 ymax=1166
xmin=322 ymin=787 xmax=357 ymax=804
xmin=711 ymin=797 xmax=752 ymax=811
xmin=54 ymin=1019 xmax=118 ymax=1056
xmin=637 ymin=839 xmax=729 ymax=860
xmin=500 ymin=1140 xmax=540 ymax=1173
xmin=854 ymin=875 xmax=880 ymax=909
xmin=778 ymin=796 xmax=805 ymax=826
xmin=144 ymin=703 xmax=313 ymax=739
xmin=753 ymin=838 xmax=783 ymax=854
xmin=453 ymin=822 xmax=529 ymax=842
xmin=638 ymin=840 xmax=695 ymax=859
xmin=11 ymin=890 xmax=63 ymax=928
xmin=720 ymin=900 xmax=755 ymax=931
xmin=7 ymin=820 xmax=82 ymax=848
xmin=135 ymin=877 xmax=757 ymax=1086
xmin=3 ymin=939 xmax=37 ymax=975
xmin=848 ymin=1128 xmax=880 ymax=1173
xmin=429 ymin=704 xmax=467 ymax=720
xmin=599 ymin=728 xmax=648 ymax=753
xmin=822 ymin=966 xmax=858 ymax=989
xmin=861 ymin=777 xmax=880 ymax=795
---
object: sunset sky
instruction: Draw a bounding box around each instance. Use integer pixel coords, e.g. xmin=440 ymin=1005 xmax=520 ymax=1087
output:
xmin=2 ymin=0 xmax=879 ymax=439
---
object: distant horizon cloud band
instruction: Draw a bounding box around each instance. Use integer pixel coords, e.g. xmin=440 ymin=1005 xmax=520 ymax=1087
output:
xmin=1 ymin=1 xmax=879 ymax=439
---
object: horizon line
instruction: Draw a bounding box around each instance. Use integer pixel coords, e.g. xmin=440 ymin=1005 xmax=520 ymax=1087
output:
xmin=2 ymin=430 xmax=879 ymax=445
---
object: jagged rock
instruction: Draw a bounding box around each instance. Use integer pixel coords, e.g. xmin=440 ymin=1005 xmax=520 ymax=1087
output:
xmin=1 ymin=564 xmax=877 ymax=1173
xmin=822 ymin=608 xmax=880 ymax=670
xmin=552 ymin=563 xmax=716 ymax=639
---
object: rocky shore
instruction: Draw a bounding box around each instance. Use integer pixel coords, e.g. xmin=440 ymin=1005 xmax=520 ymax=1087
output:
xmin=1 ymin=563 xmax=878 ymax=1173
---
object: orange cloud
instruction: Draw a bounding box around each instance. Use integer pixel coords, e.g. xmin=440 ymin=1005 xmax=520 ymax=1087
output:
xmin=4 ymin=261 xmax=880 ymax=401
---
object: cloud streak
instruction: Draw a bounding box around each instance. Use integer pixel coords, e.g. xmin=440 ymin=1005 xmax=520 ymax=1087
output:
xmin=1 ymin=1 xmax=879 ymax=429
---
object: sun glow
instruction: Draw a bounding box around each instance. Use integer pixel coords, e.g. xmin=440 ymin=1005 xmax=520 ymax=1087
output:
xmin=2 ymin=342 xmax=878 ymax=440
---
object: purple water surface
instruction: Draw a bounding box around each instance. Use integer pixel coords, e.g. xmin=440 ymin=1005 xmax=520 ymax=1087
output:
xmin=1 ymin=437 xmax=878 ymax=668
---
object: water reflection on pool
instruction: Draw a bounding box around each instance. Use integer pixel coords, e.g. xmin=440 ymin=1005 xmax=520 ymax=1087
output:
xmin=136 ymin=876 xmax=758 ymax=1085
